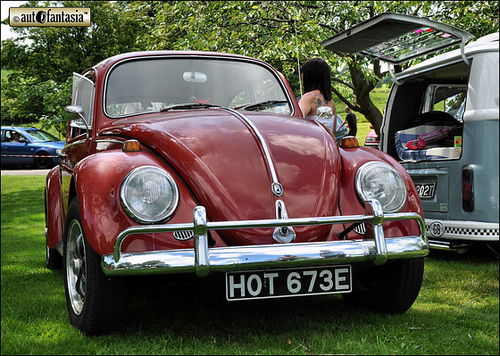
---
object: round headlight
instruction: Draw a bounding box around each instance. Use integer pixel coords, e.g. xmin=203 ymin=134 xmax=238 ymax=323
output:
xmin=120 ymin=166 xmax=179 ymax=223
xmin=355 ymin=161 xmax=407 ymax=213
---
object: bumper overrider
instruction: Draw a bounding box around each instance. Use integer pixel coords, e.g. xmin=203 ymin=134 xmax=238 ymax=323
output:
xmin=101 ymin=200 xmax=429 ymax=277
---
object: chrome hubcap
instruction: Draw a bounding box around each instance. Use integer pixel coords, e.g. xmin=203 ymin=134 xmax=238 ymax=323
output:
xmin=66 ymin=220 xmax=86 ymax=316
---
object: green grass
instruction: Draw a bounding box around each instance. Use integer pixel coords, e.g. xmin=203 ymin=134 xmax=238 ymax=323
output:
xmin=1 ymin=175 xmax=498 ymax=355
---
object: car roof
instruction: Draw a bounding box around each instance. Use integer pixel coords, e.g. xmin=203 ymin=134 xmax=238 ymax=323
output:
xmin=1 ymin=126 xmax=45 ymax=130
xmin=91 ymin=50 xmax=272 ymax=75
xmin=2 ymin=126 xmax=25 ymax=131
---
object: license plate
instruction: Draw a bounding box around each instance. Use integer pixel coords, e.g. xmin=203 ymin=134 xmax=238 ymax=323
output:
xmin=225 ymin=265 xmax=351 ymax=301
xmin=415 ymin=183 xmax=436 ymax=199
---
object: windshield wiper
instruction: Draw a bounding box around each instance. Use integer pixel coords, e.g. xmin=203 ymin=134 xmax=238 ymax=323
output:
xmin=233 ymin=100 xmax=288 ymax=111
xmin=161 ymin=103 xmax=221 ymax=112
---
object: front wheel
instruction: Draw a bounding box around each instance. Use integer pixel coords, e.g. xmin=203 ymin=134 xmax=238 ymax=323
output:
xmin=342 ymin=257 xmax=424 ymax=314
xmin=63 ymin=197 xmax=129 ymax=335
xmin=35 ymin=153 xmax=53 ymax=169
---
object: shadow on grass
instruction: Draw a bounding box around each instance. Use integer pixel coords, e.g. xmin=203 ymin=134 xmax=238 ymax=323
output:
xmin=124 ymin=274 xmax=362 ymax=337
xmin=428 ymin=242 xmax=499 ymax=263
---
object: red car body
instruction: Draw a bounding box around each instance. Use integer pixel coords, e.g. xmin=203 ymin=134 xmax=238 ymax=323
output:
xmin=45 ymin=51 xmax=428 ymax=335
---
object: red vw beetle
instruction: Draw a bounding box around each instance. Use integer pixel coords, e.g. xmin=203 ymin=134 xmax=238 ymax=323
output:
xmin=45 ymin=51 xmax=428 ymax=335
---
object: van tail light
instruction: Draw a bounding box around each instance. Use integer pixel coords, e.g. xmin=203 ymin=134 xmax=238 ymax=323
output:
xmin=462 ymin=166 xmax=474 ymax=212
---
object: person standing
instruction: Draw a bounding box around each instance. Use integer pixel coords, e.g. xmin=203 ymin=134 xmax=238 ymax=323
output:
xmin=298 ymin=58 xmax=337 ymax=122
xmin=345 ymin=106 xmax=357 ymax=137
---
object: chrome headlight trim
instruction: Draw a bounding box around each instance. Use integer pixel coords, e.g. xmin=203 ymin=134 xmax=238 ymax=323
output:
xmin=355 ymin=161 xmax=407 ymax=213
xmin=120 ymin=166 xmax=179 ymax=224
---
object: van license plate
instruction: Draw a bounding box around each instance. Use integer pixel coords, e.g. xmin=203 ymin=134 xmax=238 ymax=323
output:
xmin=226 ymin=265 xmax=351 ymax=301
xmin=415 ymin=183 xmax=436 ymax=199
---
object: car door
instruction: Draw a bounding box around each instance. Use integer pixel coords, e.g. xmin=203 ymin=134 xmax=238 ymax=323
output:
xmin=1 ymin=130 xmax=35 ymax=167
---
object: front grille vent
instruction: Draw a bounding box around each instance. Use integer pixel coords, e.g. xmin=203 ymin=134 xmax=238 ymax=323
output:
xmin=173 ymin=230 xmax=195 ymax=241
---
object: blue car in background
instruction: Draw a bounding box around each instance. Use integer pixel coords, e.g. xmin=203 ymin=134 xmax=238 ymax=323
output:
xmin=1 ymin=126 xmax=65 ymax=169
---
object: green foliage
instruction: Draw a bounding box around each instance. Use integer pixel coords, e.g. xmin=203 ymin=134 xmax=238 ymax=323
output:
xmin=1 ymin=0 xmax=146 ymax=132
xmin=2 ymin=1 xmax=145 ymax=82
xmin=1 ymin=72 xmax=71 ymax=135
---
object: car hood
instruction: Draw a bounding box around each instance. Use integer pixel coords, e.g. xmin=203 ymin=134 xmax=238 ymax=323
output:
xmin=102 ymin=109 xmax=341 ymax=245
xmin=30 ymin=141 xmax=65 ymax=150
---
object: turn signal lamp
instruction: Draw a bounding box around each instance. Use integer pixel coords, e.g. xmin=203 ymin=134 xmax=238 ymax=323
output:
xmin=123 ymin=139 xmax=142 ymax=152
xmin=341 ymin=136 xmax=359 ymax=148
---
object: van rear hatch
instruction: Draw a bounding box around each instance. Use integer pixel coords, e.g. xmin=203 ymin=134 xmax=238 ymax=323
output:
xmin=321 ymin=12 xmax=473 ymax=65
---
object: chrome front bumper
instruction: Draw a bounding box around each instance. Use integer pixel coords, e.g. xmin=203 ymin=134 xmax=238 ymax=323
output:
xmin=101 ymin=200 xmax=429 ymax=277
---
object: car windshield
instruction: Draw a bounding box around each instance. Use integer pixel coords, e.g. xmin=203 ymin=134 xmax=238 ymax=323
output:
xmin=105 ymin=57 xmax=292 ymax=118
xmin=24 ymin=129 xmax=59 ymax=142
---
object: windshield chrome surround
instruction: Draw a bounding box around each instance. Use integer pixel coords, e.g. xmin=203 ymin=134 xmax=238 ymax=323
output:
xmin=101 ymin=53 xmax=296 ymax=119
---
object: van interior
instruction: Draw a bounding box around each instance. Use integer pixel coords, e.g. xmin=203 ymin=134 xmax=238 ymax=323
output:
xmin=384 ymin=61 xmax=469 ymax=162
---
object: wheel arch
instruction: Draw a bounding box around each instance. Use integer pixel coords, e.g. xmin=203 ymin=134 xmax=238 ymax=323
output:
xmin=71 ymin=150 xmax=194 ymax=256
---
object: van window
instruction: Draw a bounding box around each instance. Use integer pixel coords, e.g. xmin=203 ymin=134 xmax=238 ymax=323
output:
xmin=422 ymin=84 xmax=467 ymax=121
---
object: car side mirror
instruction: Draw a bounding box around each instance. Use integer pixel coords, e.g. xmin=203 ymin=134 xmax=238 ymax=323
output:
xmin=64 ymin=105 xmax=90 ymax=139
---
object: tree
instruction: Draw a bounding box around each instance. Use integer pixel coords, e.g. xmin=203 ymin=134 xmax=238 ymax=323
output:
xmin=140 ymin=1 xmax=499 ymax=134
xmin=1 ymin=0 xmax=146 ymax=133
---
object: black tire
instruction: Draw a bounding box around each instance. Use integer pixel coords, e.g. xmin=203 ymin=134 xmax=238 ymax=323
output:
xmin=63 ymin=197 xmax=129 ymax=335
xmin=342 ymin=257 xmax=424 ymax=314
xmin=35 ymin=153 xmax=53 ymax=169
xmin=46 ymin=244 xmax=62 ymax=270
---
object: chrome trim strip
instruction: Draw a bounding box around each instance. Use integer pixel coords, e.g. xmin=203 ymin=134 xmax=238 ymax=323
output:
xmin=223 ymin=108 xmax=283 ymax=196
xmin=95 ymin=139 xmax=125 ymax=145
xmin=102 ymin=54 xmax=296 ymax=119
xmin=102 ymin=200 xmax=428 ymax=277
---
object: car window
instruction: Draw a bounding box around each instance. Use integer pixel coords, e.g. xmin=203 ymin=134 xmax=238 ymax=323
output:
xmin=104 ymin=57 xmax=292 ymax=117
xmin=25 ymin=129 xmax=59 ymax=142
xmin=71 ymin=73 xmax=95 ymax=131
xmin=4 ymin=130 xmax=28 ymax=143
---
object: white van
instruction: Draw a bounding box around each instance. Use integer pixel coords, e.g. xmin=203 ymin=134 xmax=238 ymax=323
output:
xmin=323 ymin=13 xmax=499 ymax=252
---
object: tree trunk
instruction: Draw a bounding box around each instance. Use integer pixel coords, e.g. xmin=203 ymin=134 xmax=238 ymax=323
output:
xmin=331 ymin=57 xmax=384 ymax=137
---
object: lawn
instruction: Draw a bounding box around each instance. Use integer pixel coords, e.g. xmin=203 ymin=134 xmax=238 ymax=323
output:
xmin=1 ymin=175 xmax=498 ymax=355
